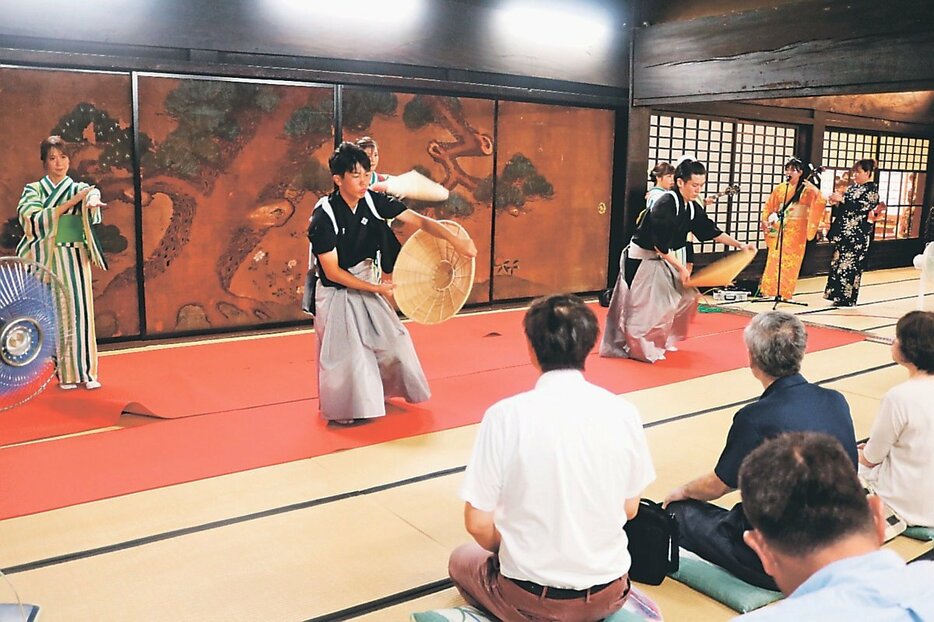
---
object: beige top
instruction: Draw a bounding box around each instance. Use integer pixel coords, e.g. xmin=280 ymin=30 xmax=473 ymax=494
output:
xmin=862 ymin=374 xmax=934 ymax=527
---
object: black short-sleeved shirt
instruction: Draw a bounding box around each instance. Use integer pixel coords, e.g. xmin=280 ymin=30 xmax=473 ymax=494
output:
xmin=630 ymin=189 xmax=723 ymax=254
xmin=307 ymin=190 xmax=406 ymax=288
xmin=714 ymin=373 xmax=858 ymax=489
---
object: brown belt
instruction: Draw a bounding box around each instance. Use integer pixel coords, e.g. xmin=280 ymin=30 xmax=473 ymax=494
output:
xmin=508 ymin=575 xmax=630 ymax=600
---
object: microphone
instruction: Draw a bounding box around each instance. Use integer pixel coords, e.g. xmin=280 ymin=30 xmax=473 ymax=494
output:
xmin=786 ymin=175 xmax=792 ymax=182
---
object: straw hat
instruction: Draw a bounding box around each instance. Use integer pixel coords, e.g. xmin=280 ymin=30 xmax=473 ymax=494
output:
xmin=686 ymin=248 xmax=757 ymax=288
xmin=383 ymin=170 xmax=450 ymax=202
xmin=393 ymin=221 xmax=475 ymax=324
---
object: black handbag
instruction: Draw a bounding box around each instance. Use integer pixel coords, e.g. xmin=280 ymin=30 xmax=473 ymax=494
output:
xmin=624 ymin=498 xmax=679 ymax=585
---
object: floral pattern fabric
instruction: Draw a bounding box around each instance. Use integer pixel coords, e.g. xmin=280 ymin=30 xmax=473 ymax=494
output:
xmin=824 ymin=181 xmax=879 ymax=306
xmin=759 ymin=181 xmax=826 ymax=300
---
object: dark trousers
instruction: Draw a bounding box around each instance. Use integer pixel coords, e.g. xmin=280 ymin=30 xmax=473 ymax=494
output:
xmin=624 ymin=256 xmax=641 ymax=287
xmin=667 ymin=500 xmax=779 ymax=591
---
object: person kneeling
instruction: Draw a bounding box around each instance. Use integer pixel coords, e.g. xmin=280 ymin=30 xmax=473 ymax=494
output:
xmin=663 ymin=311 xmax=857 ymax=590
xmin=449 ymin=294 xmax=655 ymax=622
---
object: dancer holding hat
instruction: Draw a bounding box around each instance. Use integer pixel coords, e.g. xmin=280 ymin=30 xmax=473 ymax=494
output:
xmin=601 ymin=157 xmax=754 ymax=363
xmin=308 ymin=142 xmax=476 ymax=424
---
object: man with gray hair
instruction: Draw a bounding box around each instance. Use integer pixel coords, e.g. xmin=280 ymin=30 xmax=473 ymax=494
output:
xmin=663 ymin=311 xmax=857 ymax=589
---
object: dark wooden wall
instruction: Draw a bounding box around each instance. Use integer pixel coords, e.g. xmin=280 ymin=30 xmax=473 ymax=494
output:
xmin=607 ymin=0 xmax=934 ymax=286
xmin=632 ymin=0 xmax=934 ymax=105
xmin=0 ymin=0 xmax=629 ymax=105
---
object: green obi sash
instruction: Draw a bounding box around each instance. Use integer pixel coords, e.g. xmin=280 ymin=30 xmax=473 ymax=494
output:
xmin=56 ymin=214 xmax=86 ymax=244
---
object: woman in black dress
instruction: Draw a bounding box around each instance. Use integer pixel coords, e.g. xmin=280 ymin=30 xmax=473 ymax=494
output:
xmin=824 ymin=158 xmax=882 ymax=307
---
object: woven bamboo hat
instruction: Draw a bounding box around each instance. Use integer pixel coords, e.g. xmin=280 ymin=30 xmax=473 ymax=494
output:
xmin=383 ymin=170 xmax=450 ymax=202
xmin=686 ymin=248 xmax=757 ymax=288
xmin=393 ymin=221 xmax=475 ymax=324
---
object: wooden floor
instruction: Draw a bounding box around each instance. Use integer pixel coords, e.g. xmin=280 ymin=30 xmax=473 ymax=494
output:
xmin=1 ymin=268 xmax=931 ymax=621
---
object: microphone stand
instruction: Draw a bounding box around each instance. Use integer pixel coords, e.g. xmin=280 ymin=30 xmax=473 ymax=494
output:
xmin=750 ymin=170 xmax=813 ymax=309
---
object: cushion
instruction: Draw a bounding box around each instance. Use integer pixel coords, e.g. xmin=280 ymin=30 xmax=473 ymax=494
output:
xmin=411 ymin=585 xmax=662 ymax=621
xmin=904 ymin=526 xmax=934 ymax=541
xmin=669 ymin=550 xmax=782 ymax=613
xmin=410 ymin=607 xmax=490 ymax=622
xmin=0 ymin=604 xmax=40 ymax=622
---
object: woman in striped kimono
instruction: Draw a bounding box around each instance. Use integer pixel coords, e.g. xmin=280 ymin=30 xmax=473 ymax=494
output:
xmin=16 ymin=136 xmax=107 ymax=389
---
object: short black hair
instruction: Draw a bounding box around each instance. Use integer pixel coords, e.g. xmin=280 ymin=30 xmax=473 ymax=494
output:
xmin=739 ymin=432 xmax=872 ymax=556
xmin=329 ymin=141 xmax=371 ymax=176
xmin=40 ymin=135 xmax=70 ymax=163
xmin=855 ymin=158 xmax=876 ymax=175
xmin=784 ymin=157 xmax=804 ymax=172
xmin=895 ymin=310 xmax=934 ymax=372
xmin=674 ymin=158 xmax=706 ymax=182
xmin=523 ymin=294 xmax=599 ymax=372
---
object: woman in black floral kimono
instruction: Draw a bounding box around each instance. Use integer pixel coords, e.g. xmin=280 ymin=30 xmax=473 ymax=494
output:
xmin=824 ymin=159 xmax=883 ymax=307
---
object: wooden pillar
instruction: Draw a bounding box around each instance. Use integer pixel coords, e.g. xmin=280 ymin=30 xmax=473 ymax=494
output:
xmin=607 ymin=106 xmax=651 ymax=286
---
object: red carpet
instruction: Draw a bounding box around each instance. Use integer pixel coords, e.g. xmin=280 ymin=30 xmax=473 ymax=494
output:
xmin=97 ymin=308 xmax=762 ymax=418
xmin=0 ymin=389 xmax=128 ymax=446
xmin=0 ymin=307 xmax=864 ymax=519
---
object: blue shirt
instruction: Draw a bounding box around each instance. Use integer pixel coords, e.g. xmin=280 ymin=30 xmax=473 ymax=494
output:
xmin=715 ymin=374 xmax=857 ymax=489
xmin=736 ymin=550 xmax=934 ymax=621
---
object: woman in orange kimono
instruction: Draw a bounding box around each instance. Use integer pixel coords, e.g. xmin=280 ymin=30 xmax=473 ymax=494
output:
xmin=758 ymin=158 xmax=826 ymax=301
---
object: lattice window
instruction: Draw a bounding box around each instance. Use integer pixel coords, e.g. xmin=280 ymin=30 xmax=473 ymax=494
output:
xmin=733 ymin=122 xmax=798 ymax=250
xmin=879 ymin=135 xmax=929 ymax=171
xmin=821 ymin=131 xmax=878 ymax=169
xmin=820 ymin=130 xmax=929 ymax=241
xmin=648 ymin=114 xmax=797 ymax=253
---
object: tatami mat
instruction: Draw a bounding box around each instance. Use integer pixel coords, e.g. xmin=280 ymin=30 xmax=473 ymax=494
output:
xmin=712 ymin=267 xmax=931 ymax=343
xmin=1 ymin=268 xmax=929 ymax=622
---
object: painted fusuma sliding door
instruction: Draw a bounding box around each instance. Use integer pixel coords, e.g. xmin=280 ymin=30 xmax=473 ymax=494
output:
xmin=492 ymin=101 xmax=614 ymax=299
xmin=136 ymin=75 xmax=334 ymax=334
xmin=340 ymin=88 xmax=495 ymax=305
xmin=0 ymin=66 xmax=140 ymax=338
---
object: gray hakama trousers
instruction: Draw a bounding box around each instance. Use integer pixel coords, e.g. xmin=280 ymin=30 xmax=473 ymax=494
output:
xmin=600 ymin=251 xmax=698 ymax=363
xmin=314 ymin=260 xmax=431 ymax=421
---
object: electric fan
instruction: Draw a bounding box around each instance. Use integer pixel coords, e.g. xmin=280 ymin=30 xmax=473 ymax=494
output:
xmin=0 ymin=257 xmax=74 ymax=412
xmin=913 ymin=242 xmax=934 ymax=310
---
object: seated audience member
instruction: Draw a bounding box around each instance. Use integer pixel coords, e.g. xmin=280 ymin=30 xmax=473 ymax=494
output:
xmin=859 ymin=310 xmax=934 ymax=527
xmin=449 ymin=294 xmax=655 ymax=622
xmin=737 ymin=432 xmax=934 ymax=620
xmin=664 ymin=311 xmax=857 ymax=590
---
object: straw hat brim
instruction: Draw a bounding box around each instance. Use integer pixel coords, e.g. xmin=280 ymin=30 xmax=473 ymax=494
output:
xmin=686 ymin=248 xmax=757 ymax=288
xmin=393 ymin=221 xmax=475 ymax=324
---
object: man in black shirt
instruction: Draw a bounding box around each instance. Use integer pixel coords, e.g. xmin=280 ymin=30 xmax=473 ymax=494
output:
xmin=600 ymin=158 xmax=753 ymax=363
xmin=308 ymin=142 xmax=476 ymax=424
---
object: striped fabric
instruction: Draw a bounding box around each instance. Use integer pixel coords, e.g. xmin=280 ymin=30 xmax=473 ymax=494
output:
xmin=16 ymin=176 xmax=105 ymax=384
